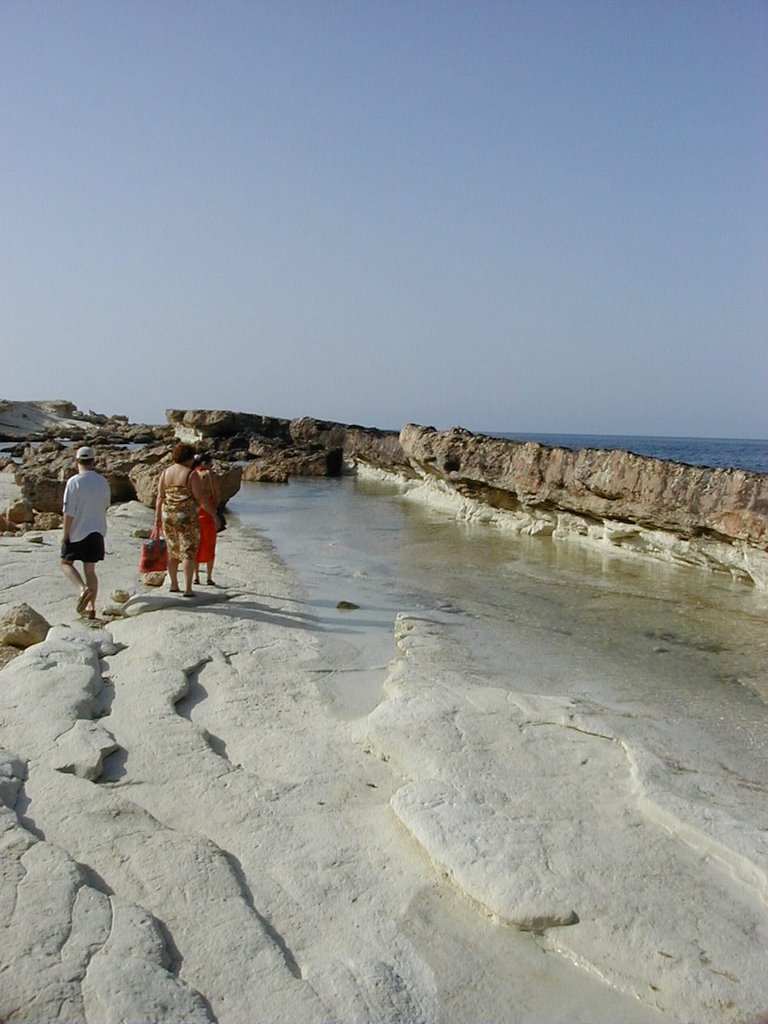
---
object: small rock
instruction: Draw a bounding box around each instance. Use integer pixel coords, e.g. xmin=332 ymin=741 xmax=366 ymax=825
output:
xmin=6 ymin=497 xmax=34 ymax=525
xmin=143 ymin=571 xmax=166 ymax=587
xmin=336 ymin=600 xmax=359 ymax=611
xmin=111 ymin=589 xmax=131 ymax=604
xmin=0 ymin=602 xmax=51 ymax=648
xmin=133 ymin=527 xmax=153 ymax=539
xmin=100 ymin=604 xmax=126 ymax=618
xmin=26 ymin=534 xmax=44 ymax=544
xmin=34 ymin=511 xmax=63 ymax=530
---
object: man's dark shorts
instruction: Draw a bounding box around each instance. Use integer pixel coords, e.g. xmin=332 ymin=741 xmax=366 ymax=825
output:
xmin=61 ymin=532 xmax=105 ymax=564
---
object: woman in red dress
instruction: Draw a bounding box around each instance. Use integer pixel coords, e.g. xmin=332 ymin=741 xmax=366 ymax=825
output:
xmin=192 ymin=453 xmax=220 ymax=585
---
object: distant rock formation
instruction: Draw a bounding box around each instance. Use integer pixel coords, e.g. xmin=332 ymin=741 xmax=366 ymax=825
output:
xmin=0 ymin=400 xmax=96 ymax=440
xmin=167 ymin=408 xmax=404 ymax=479
xmin=394 ymin=425 xmax=768 ymax=587
xmin=0 ymin=400 xmax=165 ymax=444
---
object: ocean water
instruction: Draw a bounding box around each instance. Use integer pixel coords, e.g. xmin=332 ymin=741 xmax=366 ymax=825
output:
xmin=491 ymin=432 xmax=768 ymax=474
xmin=3 ymin=433 xmax=766 ymax=472
xmin=228 ymin=466 xmax=768 ymax=758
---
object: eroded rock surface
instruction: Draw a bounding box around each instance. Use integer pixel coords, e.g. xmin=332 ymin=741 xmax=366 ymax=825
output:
xmin=395 ymin=424 xmax=768 ymax=586
xmin=366 ymin=613 xmax=768 ymax=1023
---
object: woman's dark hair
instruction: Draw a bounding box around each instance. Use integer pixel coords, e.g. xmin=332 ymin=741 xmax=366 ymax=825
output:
xmin=172 ymin=442 xmax=197 ymax=464
xmin=194 ymin=451 xmax=213 ymax=467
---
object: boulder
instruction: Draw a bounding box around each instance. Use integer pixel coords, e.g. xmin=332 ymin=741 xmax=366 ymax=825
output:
xmin=33 ymin=511 xmax=63 ymax=530
xmin=243 ymin=437 xmax=341 ymax=481
xmin=127 ymin=459 xmax=166 ymax=508
xmin=6 ymin=497 xmax=33 ymax=524
xmin=12 ymin=439 xmax=241 ymax=514
xmin=242 ymin=463 xmax=290 ymax=484
xmin=0 ymin=603 xmax=51 ymax=648
xmin=14 ymin=444 xmax=143 ymax=513
xmin=166 ymin=409 xmax=291 ymax=444
xmin=129 ymin=457 xmax=242 ymax=510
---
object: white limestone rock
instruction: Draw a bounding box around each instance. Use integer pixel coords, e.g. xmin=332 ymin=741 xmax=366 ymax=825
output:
xmin=367 ymin=613 xmax=768 ymax=1023
xmin=0 ymin=634 xmax=104 ymax=761
xmin=81 ymin=901 xmax=212 ymax=1024
xmin=50 ymin=718 xmax=118 ymax=780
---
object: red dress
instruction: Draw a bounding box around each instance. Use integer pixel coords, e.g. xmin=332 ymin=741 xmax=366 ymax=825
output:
xmin=197 ymin=507 xmax=217 ymax=563
xmin=194 ymin=468 xmax=218 ymax=564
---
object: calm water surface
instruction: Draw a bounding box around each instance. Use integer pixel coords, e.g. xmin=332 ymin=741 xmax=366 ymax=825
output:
xmin=492 ymin=433 xmax=768 ymax=474
xmin=229 ymin=476 xmax=768 ymax=790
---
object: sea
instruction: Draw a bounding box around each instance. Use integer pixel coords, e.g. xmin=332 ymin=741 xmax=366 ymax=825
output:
xmin=491 ymin=432 xmax=768 ymax=475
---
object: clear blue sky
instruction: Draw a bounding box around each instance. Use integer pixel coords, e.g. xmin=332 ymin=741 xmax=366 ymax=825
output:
xmin=2 ymin=0 xmax=766 ymax=437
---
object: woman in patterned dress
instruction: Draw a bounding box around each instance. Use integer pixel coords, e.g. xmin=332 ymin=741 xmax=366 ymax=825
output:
xmin=155 ymin=443 xmax=219 ymax=596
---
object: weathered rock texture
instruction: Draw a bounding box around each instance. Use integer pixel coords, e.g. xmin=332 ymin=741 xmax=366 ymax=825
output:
xmin=0 ymin=603 xmax=50 ymax=648
xmin=167 ymin=409 xmax=405 ymax=479
xmin=395 ymin=425 xmax=768 ymax=587
xmin=0 ymin=400 xmax=168 ymax=444
xmin=11 ymin=442 xmax=241 ymax=515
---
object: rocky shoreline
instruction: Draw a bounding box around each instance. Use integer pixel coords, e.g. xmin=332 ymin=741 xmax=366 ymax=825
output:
xmin=1 ymin=403 xmax=767 ymax=1023
xmin=2 ymin=400 xmax=767 ymax=588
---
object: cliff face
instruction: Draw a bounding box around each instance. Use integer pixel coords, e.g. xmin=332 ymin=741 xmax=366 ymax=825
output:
xmin=396 ymin=425 xmax=768 ymax=587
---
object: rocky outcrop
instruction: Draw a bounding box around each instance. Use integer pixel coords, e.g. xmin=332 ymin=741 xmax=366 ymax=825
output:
xmin=166 ymin=409 xmax=291 ymax=444
xmin=396 ymin=425 xmax=768 ymax=586
xmin=11 ymin=443 xmax=241 ymax=515
xmin=241 ymin=441 xmax=341 ymax=483
xmin=289 ymin=417 xmax=406 ymax=471
xmin=167 ymin=409 xmax=405 ymax=481
xmin=129 ymin=456 xmax=242 ymax=510
xmin=0 ymin=401 xmax=169 ymax=445
xmin=0 ymin=400 xmax=96 ymax=440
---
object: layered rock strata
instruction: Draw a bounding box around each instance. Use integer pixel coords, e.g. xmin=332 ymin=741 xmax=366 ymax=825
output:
xmin=0 ymin=400 xmax=167 ymax=445
xmin=391 ymin=425 xmax=768 ymax=587
xmin=167 ymin=409 xmax=405 ymax=479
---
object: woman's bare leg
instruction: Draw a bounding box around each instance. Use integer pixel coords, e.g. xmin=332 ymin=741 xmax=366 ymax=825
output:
xmin=168 ymin=556 xmax=180 ymax=591
xmin=183 ymin=558 xmax=196 ymax=595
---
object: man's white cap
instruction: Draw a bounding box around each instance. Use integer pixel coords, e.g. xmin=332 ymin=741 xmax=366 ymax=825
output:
xmin=76 ymin=446 xmax=95 ymax=461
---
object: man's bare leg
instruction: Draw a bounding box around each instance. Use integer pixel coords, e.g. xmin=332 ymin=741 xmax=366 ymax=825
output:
xmin=83 ymin=563 xmax=98 ymax=614
xmin=62 ymin=558 xmax=92 ymax=608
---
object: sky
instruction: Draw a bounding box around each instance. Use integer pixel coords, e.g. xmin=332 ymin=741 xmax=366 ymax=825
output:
xmin=2 ymin=0 xmax=766 ymax=438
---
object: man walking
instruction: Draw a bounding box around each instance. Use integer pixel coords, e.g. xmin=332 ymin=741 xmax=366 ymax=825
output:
xmin=60 ymin=446 xmax=111 ymax=618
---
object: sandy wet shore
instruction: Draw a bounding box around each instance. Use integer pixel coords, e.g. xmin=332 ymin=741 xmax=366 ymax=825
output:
xmin=0 ymin=473 xmax=764 ymax=1023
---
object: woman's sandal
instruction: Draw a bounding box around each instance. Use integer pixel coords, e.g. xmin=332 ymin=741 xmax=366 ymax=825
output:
xmin=76 ymin=588 xmax=91 ymax=614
